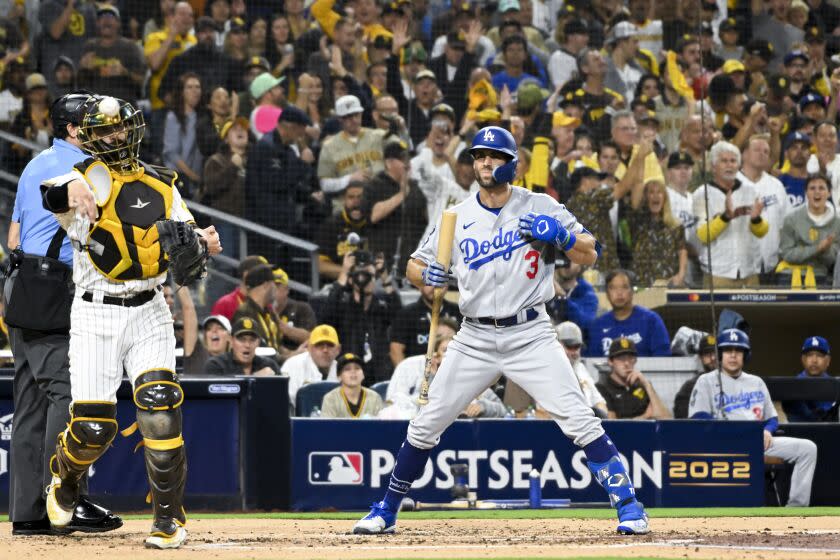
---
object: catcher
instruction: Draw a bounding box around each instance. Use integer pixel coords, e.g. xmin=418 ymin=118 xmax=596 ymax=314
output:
xmin=39 ymin=95 xmax=222 ymax=549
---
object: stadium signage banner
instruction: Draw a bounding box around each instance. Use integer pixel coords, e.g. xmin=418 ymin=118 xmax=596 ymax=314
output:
xmin=291 ymin=419 xmax=764 ymax=510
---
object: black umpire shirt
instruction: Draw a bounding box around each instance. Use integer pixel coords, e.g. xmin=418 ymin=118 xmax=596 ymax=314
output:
xmin=596 ymin=375 xmax=651 ymax=419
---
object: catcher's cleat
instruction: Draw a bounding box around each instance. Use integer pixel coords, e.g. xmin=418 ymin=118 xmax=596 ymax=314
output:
xmin=45 ymin=476 xmax=75 ymax=529
xmin=144 ymin=519 xmax=187 ymax=549
xmin=617 ymin=500 xmax=650 ymax=535
xmin=352 ymin=501 xmax=398 ymax=534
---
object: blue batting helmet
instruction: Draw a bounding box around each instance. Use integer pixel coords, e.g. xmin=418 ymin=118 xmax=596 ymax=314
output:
xmin=469 ymin=126 xmax=517 ymax=160
xmin=718 ymin=328 xmax=751 ymax=362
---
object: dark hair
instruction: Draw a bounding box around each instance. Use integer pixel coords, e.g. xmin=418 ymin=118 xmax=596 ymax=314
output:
xmin=633 ymin=74 xmax=661 ymax=101
xmin=605 ymin=268 xmax=635 ymax=289
xmin=805 ymin=173 xmax=831 ymax=190
xmin=501 ymin=34 xmax=528 ymax=54
xmin=172 ymin=72 xmax=203 ymax=132
xmin=599 ymin=140 xmax=619 ymax=155
xmin=265 ymin=13 xmax=293 ymax=68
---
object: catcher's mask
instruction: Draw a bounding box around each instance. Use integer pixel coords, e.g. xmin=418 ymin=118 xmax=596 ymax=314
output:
xmin=78 ymin=96 xmax=145 ymax=174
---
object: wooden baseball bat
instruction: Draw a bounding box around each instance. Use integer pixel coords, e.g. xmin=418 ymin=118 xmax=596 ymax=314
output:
xmin=417 ymin=211 xmax=457 ymax=406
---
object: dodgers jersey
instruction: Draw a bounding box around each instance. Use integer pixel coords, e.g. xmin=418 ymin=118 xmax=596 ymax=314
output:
xmin=412 ymin=187 xmax=586 ymax=319
xmin=688 ymin=370 xmax=778 ymax=422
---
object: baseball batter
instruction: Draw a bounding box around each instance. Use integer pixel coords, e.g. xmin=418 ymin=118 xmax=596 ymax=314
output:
xmin=354 ymin=126 xmax=649 ymax=535
xmin=40 ymin=96 xmax=221 ymax=549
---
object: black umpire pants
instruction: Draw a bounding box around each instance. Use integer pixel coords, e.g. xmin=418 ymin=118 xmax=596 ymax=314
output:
xmin=8 ymin=327 xmax=86 ymax=522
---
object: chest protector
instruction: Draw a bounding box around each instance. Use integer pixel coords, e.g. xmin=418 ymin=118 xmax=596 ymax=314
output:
xmin=86 ymin=164 xmax=175 ymax=281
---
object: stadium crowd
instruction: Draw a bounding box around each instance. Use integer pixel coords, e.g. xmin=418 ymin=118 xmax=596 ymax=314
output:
xmin=0 ymin=0 xmax=838 ymax=423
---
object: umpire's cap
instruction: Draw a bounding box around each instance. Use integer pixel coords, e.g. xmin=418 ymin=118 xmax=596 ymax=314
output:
xmin=608 ymin=337 xmax=637 ymax=358
xmin=337 ymin=353 xmax=364 ymax=373
xmin=51 ymin=92 xmax=92 ymax=134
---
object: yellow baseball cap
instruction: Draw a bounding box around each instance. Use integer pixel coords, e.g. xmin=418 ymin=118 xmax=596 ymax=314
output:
xmin=309 ymin=324 xmax=339 ymax=346
xmin=272 ymin=267 xmax=289 ymax=285
xmin=552 ymin=111 xmax=580 ymax=128
xmin=722 ymin=59 xmax=746 ymax=74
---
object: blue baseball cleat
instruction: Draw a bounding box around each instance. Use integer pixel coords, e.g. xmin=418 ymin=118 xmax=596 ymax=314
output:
xmin=616 ymin=500 xmax=650 ymax=535
xmin=352 ymin=501 xmax=398 ymax=534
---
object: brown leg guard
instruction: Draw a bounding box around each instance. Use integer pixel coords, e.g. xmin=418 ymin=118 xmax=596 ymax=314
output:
xmin=134 ymin=370 xmax=187 ymax=530
xmin=51 ymin=401 xmax=118 ymax=509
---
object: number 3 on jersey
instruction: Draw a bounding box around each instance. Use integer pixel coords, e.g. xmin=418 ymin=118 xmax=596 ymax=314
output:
xmin=524 ymin=249 xmax=539 ymax=279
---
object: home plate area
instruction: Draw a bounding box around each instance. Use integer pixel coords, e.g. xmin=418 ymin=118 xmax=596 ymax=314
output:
xmin=3 ymin=516 xmax=840 ymax=559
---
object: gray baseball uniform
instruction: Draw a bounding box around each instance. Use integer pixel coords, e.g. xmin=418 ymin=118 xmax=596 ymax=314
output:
xmin=689 ymin=370 xmax=817 ymax=506
xmin=408 ymin=187 xmax=604 ymax=449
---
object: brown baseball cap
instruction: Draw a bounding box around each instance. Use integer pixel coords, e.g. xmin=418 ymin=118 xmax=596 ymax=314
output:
xmin=608 ymin=337 xmax=638 ymax=358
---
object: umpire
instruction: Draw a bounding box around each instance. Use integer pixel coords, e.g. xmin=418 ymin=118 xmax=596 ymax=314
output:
xmin=5 ymin=93 xmax=121 ymax=535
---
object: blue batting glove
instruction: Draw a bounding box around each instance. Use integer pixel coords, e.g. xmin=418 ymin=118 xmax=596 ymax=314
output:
xmin=422 ymin=262 xmax=450 ymax=287
xmin=530 ymin=214 xmax=576 ymax=250
xmin=518 ymin=212 xmax=537 ymax=239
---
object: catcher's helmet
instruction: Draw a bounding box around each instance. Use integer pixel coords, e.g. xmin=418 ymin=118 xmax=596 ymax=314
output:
xmin=469 ymin=126 xmax=517 ymax=160
xmin=51 ymin=93 xmax=92 ymax=138
xmin=78 ymin=96 xmax=145 ymax=174
xmin=717 ymin=328 xmax=751 ymax=362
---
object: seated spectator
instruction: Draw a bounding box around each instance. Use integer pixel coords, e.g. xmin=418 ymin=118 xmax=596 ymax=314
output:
xmin=628 ymin=171 xmax=687 ymax=287
xmin=200 ymin=116 xmax=248 ymax=253
xmin=232 ymin=264 xmax=284 ymax=360
xmin=163 ymin=72 xmax=205 ymax=197
xmin=778 ymin=132 xmax=810 ymax=212
xmin=0 ymin=59 xmax=26 ymax=129
xmin=245 ymin=104 xmax=314 ymax=261
xmin=317 ymin=95 xmax=386 ymax=195
xmin=196 ymin=85 xmax=235 ymax=158
xmin=364 ymin=142 xmax=429 ymax=274
xmin=281 ymin=325 xmax=341 ymax=411
xmin=693 ymin=141 xmax=768 ymax=288
xmin=160 ymin=15 xmax=235 ymax=103
xmin=689 ymin=329 xmax=817 ymax=506
xmin=492 ymin=34 xmax=545 ymax=91
xmin=389 ymin=287 xmax=460 ymax=367
xmin=205 ymin=317 xmax=282 ymax=376
xmin=382 ymin=335 xmax=505 ymax=420
xmin=504 ymin=322 xmax=610 ymax=418
xmin=585 ymin=269 xmax=671 ymax=357
xmin=77 ymin=5 xmax=145 ymax=103
xmin=321 ymin=251 xmax=402 ymax=383
xmin=50 ymin=56 xmax=78 ymax=99
xmin=211 ymin=255 xmax=269 ymax=320
xmin=272 ymin=267 xmax=317 ymax=353
xmin=546 ymin=257 xmax=598 ymax=329
xmin=321 ymin=353 xmax=384 ymax=418
xmin=8 ymin=74 xmax=51 ymax=174
xmin=596 ymin=337 xmax=671 ymax=419
xmin=315 ymin=181 xmax=370 ymax=281
xmin=778 ymin=174 xmax=840 ymax=287
xmin=672 ymin=334 xmax=718 ymax=418
xmin=183 ymin=315 xmax=232 ymax=375
xmin=783 ymin=336 xmax=837 ymax=422
xmin=557 ymin=322 xmax=607 ymax=418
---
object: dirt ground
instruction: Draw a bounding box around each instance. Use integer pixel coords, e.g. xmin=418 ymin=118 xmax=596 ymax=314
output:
xmin=2 ymin=517 xmax=840 ymax=560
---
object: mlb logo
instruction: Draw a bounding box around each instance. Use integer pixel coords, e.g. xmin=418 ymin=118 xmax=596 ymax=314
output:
xmin=308 ymin=452 xmax=363 ymax=485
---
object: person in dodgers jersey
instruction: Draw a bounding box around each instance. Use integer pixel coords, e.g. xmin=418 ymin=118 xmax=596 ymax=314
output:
xmin=39 ymin=95 xmax=222 ymax=549
xmin=688 ymin=328 xmax=817 ymax=506
xmin=353 ymin=126 xmax=650 ymax=536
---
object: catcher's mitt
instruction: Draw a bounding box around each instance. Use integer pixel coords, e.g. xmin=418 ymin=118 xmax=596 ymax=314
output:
xmin=156 ymin=219 xmax=208 ymax=286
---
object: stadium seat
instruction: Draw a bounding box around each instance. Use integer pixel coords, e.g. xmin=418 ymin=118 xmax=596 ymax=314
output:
xmin=296 ymin=381 xmax=339 ymax=417
xmin=371 ymin=381 xmax=389 ymax=401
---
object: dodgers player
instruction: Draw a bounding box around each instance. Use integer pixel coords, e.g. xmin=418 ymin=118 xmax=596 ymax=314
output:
xmin=354 ymin=126 xmax=649 ymax=535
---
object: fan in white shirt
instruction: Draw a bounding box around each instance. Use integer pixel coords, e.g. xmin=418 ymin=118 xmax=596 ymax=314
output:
xmin=547 ymin=19 xmax=590 ymax=90
xmin=738 ymin=135 xmax=790 ymax=274
xmin=280 ymin=324 xmax=341 ymax=412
